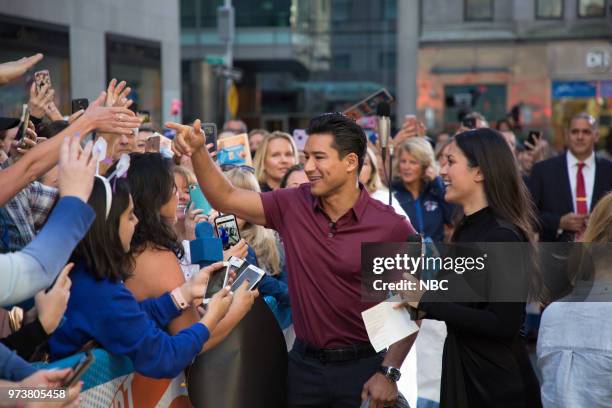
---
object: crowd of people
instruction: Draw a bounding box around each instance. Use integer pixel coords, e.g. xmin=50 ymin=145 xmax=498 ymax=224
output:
xmin=1 ymin=52 xmax=611 ymax=408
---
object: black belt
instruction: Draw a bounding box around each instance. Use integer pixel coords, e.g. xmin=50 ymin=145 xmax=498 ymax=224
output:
xmin=293 ymin=339 xmax=380 ymax=363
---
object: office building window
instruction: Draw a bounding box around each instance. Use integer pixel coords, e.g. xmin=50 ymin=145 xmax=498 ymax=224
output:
xmin=465 ymin=0 xmax=494 ymax=21
xmin=578 ymin=0 xmax=606 ymax=17
xmin=333 ymin=54 xmax=351 ymax=70
xmin=381 ymin=0 xmax=397 ymax=20
xmin=106 ymin=34 xmax=162 ymax=124
xmin=332 ymin=0 xmax=350 ymax=22
xmin=536 ymin=0 xmax=563 ymax=19
xmin=379 ymin=51 xmax=396 ymax=69
xmin=0 ymin=15 xmax=70 ymax=118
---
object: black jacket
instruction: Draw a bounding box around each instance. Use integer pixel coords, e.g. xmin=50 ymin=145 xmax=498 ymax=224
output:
xmin=528 ymin=152 xmax=612 ymax=242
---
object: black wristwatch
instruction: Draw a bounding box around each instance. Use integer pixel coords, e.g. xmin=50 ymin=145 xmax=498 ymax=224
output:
xmin=379 ymin=365 xmax=401 ymax=383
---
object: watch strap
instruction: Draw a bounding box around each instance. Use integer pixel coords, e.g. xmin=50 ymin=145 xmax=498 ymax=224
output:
xmin=171 ymin=287 xmax=189 ymax=310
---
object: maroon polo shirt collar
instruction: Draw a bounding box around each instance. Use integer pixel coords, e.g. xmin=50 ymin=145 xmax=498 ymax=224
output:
xmin=311 ymin=183 xmax=369 ymax=222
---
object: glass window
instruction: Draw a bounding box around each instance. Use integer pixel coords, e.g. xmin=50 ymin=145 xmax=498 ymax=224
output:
xmin=379 ymin=51 xmax=396 ymax=69
xmin=333 ymin=54 xmax=351 ymax=70
xmin=181 ymin=0 xmax=197 ymax=28
xmin=465 ymin=0 xmax=494 ymax=21
xmin=332 ymin=0 xmax=350 ymax=22
xmin=536 ymin=0 xmax=563 ymax=19
xmin=578 ymin=0 xmax=606 ymax=17
xmin=381 ymin=0 xmax=397 ymax=20
xmin=106 ymin=34 xmax=162 ymax=124
xmin=0 ymin=15 xmax=70 ymax=118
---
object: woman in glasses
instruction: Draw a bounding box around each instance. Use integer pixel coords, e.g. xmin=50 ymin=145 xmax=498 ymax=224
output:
xmin=253 ymin=132 xmax=299 ymax=192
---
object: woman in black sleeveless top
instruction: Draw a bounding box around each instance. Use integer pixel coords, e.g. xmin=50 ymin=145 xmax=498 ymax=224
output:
xmin=405 ymin=128 xmax=543 ymax=407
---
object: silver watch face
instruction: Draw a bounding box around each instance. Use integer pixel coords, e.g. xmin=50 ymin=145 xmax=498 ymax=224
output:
xmin=385 ymin=367 xmax=401 ymax=382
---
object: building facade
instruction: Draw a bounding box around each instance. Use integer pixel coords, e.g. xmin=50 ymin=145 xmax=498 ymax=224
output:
xmin=417 ymin=0 xmax=612 ymax=146
xmin=0 ymin=0 xmax=181 ymax=125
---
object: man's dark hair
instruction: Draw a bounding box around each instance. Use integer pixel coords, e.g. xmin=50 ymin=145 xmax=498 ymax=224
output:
xmin=36 ymin=120 xmax=69 ymax=139
xmin=306 ymin=113 xmax=367 ymax=172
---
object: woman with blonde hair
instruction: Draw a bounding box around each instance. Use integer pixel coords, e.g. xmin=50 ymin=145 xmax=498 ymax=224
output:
xmin=537 ymin=191 xmax=612 ymax=407
xmin=392 ymin=138 xmax=454 ymax=242
xmin=359 ymin=146 xmax=409 ymax=219
xmin=253 ymin=131 xmax=298 ymax=192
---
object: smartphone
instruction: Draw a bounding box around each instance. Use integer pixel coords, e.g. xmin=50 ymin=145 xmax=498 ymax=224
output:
xmin=404 ymin=114 xmax=417 ymax=128
xmin=71 ymin=98 xmax=89 ymax=114
xmin=228 ymin=256 xmax=246 ymax=275
xmin=230 ymin=264 xmax=266 ymax=292
xmin=189 ymin=183 xmax=212 ymax=215
xmin=214 ymin=214 xmax=241 ymax=250
xmin=63 ymin=351 xmax=94 ymax=388
xmin=145 ymin=134 xmax=161 ymax=152
xmin=202 ymin=123 xmax=218 ymax=154
xmin=526 ymin=131 xmax=541 ymax=150
xmin=462 ymin=117 xmax=476 ymax=129
xmin=204 ymin=262 xmax=230 ymax=303
xmin=292 ymin=129 xmax=308 ymax=151
xmin=34 ymin=70 xmax=51 ymax=92
xmin=16 ymin=105 xmax=30 ymax=141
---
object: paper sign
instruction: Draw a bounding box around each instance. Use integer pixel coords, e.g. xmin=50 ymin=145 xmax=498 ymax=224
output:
xmin=361 ymin=295 xmax=419 ymax=352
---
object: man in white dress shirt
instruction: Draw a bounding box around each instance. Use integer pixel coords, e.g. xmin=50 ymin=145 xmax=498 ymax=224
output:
xmin=528 ymin=113 xmax=612 ymax=242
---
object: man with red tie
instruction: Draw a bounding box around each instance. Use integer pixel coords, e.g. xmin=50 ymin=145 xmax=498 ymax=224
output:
xmin=528 ymin=113 xmax=612 ymax=242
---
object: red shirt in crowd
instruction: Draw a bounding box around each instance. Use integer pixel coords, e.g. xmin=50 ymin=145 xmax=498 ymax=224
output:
xmin=260 ymin=183 xmax=415 ymax=348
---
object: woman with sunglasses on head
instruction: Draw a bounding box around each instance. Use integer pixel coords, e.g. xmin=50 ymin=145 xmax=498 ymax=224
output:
xmin=113 ymin=153 xmax=258 ymax=353
xmin=400 ymin=128 xmax=544 ymax=407
xmin=48 ymin=158 xmax=233 ymax=378
xmin=253 ymin=132 xmax=299 ymax=192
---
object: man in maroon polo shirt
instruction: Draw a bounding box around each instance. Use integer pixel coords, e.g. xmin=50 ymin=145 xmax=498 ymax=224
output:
xmin=168 ymin=113 xmax=416 ymax=408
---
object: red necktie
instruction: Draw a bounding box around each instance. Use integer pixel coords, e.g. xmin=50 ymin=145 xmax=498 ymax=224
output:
xmin=576 ymin=162 xmax=587 ymax=215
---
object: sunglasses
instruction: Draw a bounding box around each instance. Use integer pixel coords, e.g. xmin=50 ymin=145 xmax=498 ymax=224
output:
xmin=220 ymin=164 xmax=255 ymax=174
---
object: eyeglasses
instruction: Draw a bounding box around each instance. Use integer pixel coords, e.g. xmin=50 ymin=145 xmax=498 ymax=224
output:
xmin=220 ymin=164 xmax=255 ymax=174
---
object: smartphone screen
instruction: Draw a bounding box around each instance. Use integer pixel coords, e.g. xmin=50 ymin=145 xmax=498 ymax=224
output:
xmin=189 ymin=184 xmax=212 ymax=215
xmin=34 ymin=70 xmax=51 ymax=92
xmin=71 ymin=98 xmax=89 ymax=114
xmin=145 ymin=134 xmax=161 ymax=152
xmin=215 ymin=215 xmax=241 ymax=250
xmin=205 ymin=262 xmax=229 ymax=300
xmin=64 ymin=351 xmax=94 ymax=388
xmin=526 ymin=131 xmax=541 ymax=150
xmin=230 ymin=264 xmax=265 ymax=292
xmin=202 ymin=123 xmax=217 ymax=154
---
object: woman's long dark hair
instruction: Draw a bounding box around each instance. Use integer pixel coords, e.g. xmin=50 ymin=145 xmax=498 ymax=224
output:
xmin=71 ymin=177 xmax=133 ymax=282
xmin=453 ymin=128 xmax=546 ymax=301
xmin=112 ymin=153 xmax=184 ymax=259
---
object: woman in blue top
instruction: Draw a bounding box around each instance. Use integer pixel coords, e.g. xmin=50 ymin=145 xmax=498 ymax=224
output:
xmin=392 ymin=137 xmax=455 ymax=242
xmin=48 ymin=172 xmax=233 ymax=379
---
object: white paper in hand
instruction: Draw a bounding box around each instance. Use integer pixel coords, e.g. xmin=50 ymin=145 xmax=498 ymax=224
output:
xmin=361 ymin=295 xmax=419 ymax=352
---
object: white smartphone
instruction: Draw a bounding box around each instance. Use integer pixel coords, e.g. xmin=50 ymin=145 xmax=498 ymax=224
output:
xmin=230 ymin=264 xmax=265 ymax=292
xmin=203 ymin=262 xmax=230 ymax=304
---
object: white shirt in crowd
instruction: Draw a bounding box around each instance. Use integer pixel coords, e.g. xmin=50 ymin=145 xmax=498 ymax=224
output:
xmin=371 ymin=189 xmax=410 ymax=222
